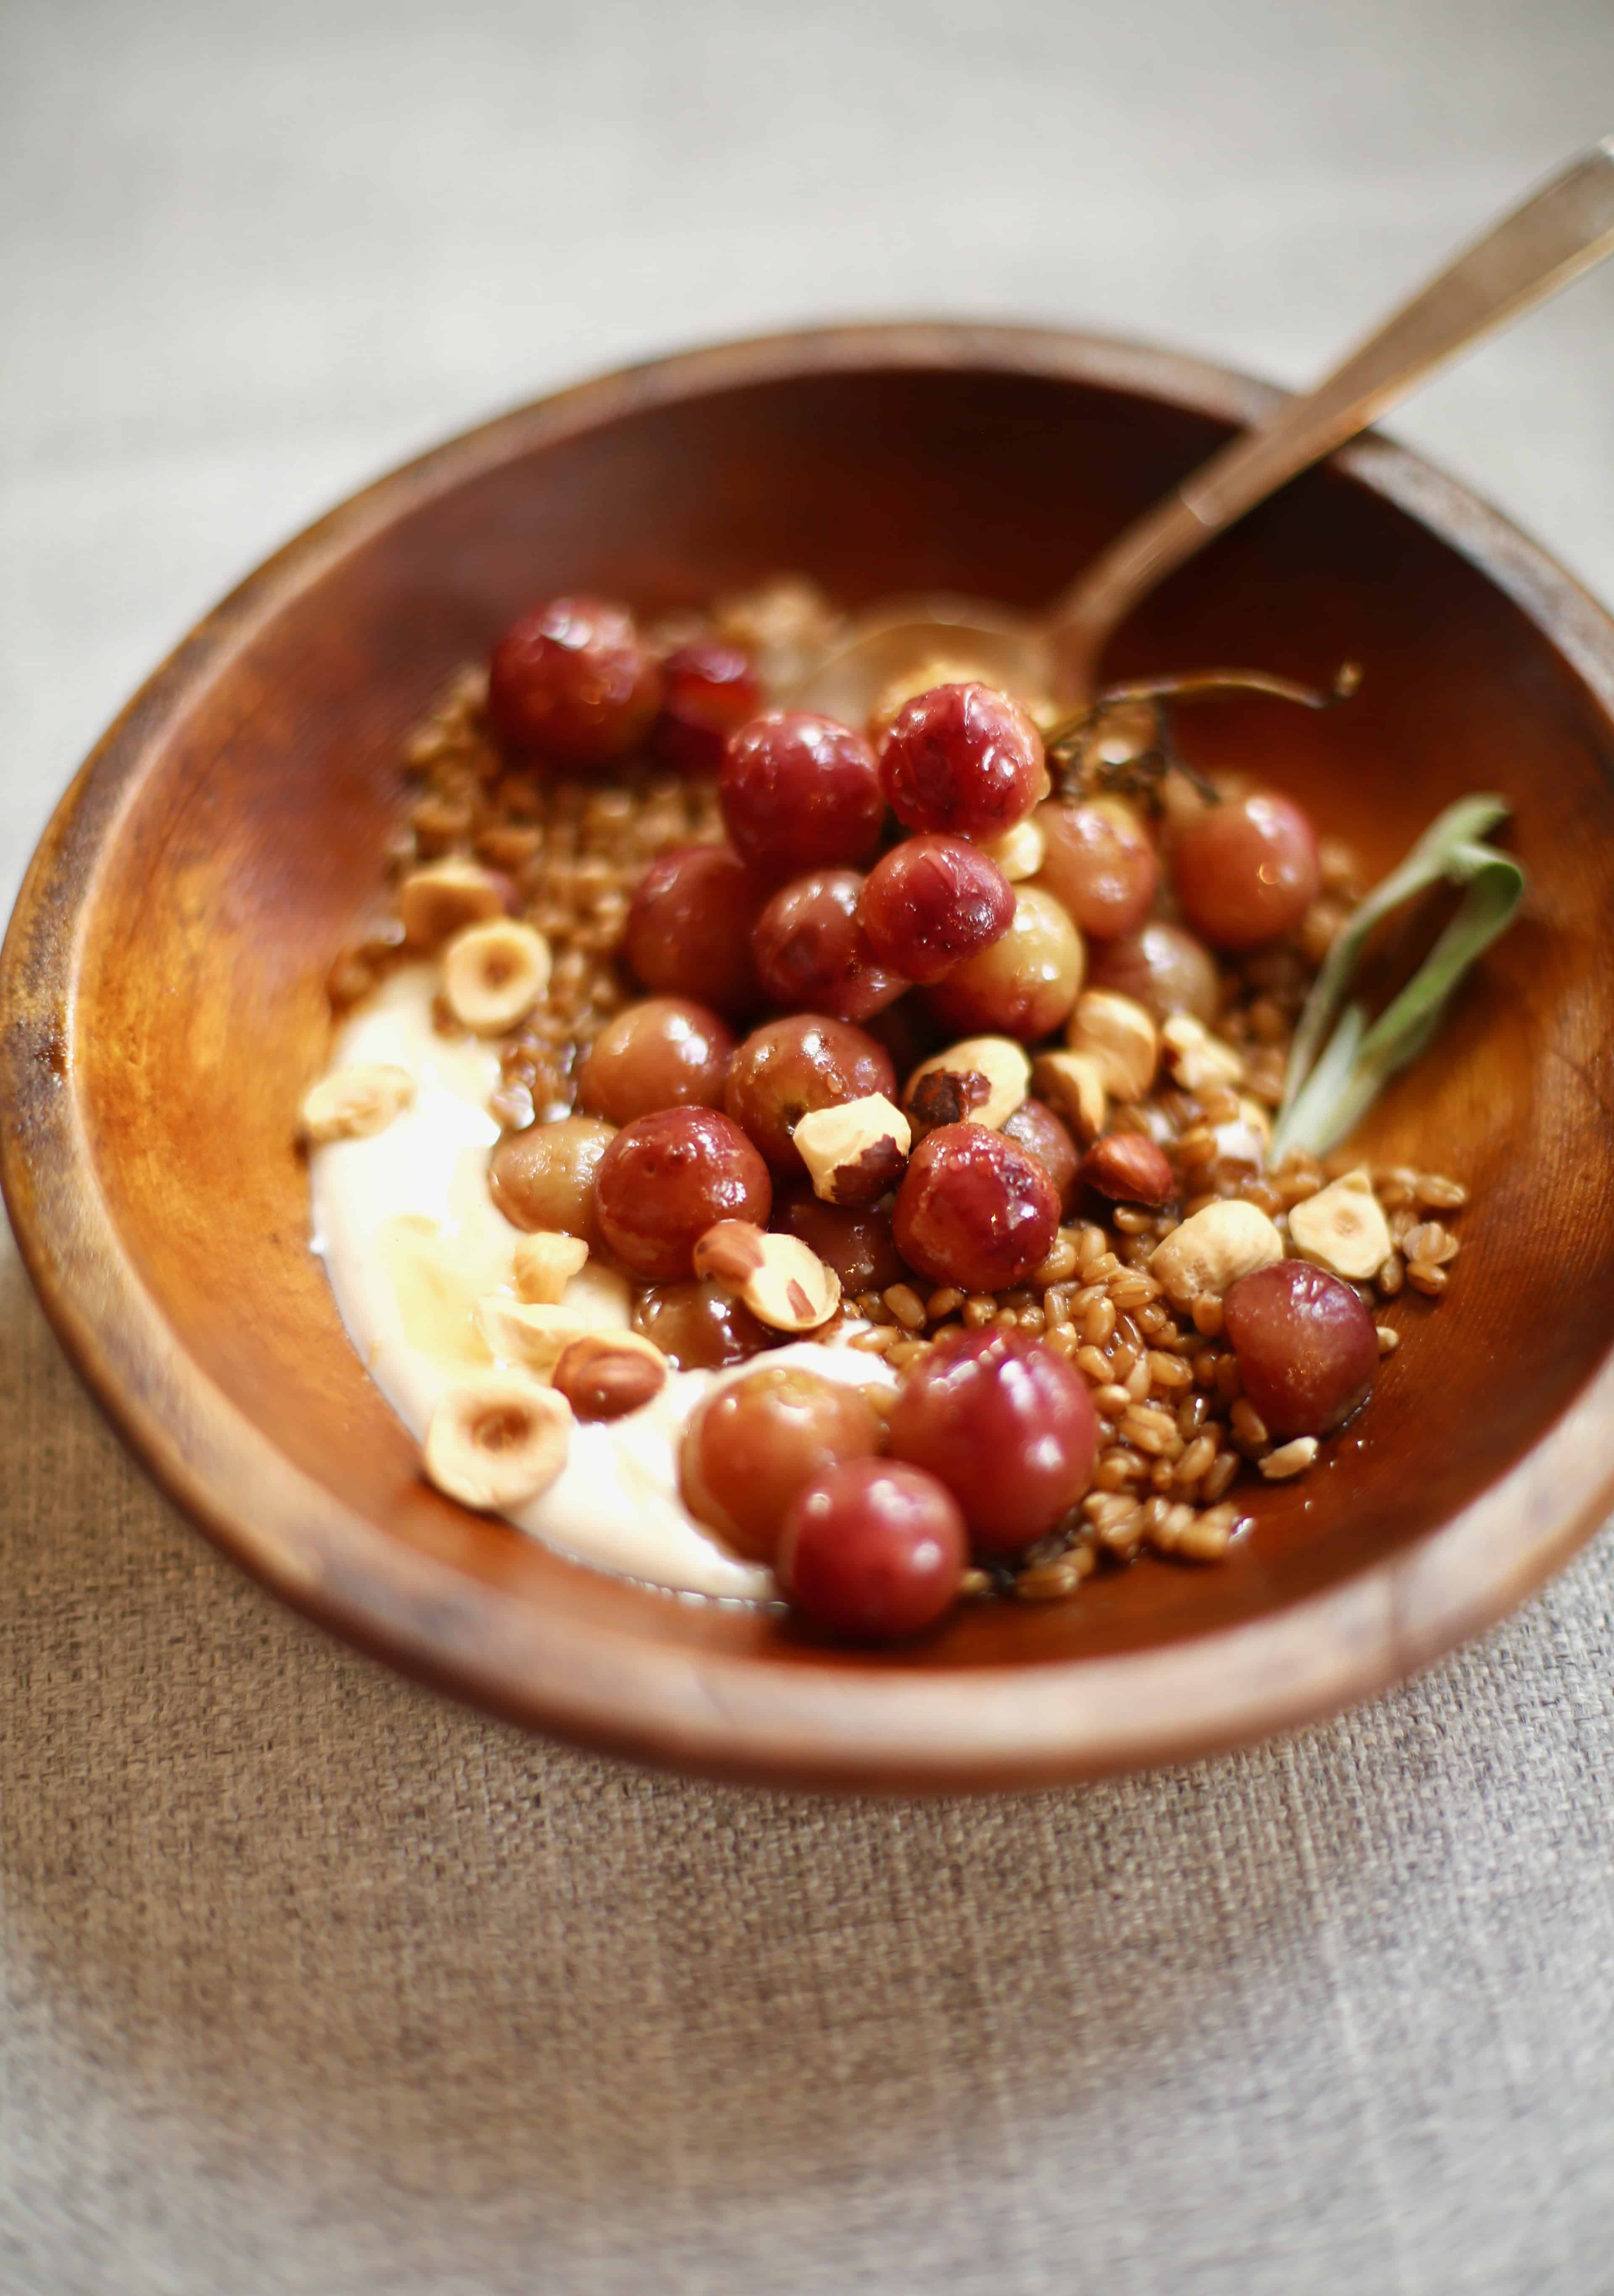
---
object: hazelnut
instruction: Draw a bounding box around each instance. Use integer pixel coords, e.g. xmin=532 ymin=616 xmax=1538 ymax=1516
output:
xmin=792 ymin=1094 xmax=912 ymax=1206
xmin=512 ymin=1230 xmax=591 ymax=1305
xmin=1287 ymin=1169 xmax=1392 ymax=1280
xmin=1029 ymin=1049 xmax=1108 ymax=1143
xmin=477 ymin=1296 xmax=589 ymax=1377
xmin=396 ymin=859 xmax=508 ymax=950
xmin=1148 ymin=1200 xmax=1284 ymax=1307
xmin=1065 ymin=989 xmax=1159 ymax=1103
xmin=551 ymin=1332 xmax=668 ymax=1420
xmin=1082 ymin=1131 xmax=1175 ymax=1206
xmin=1160 ymin=1014 xmax=1245 ymax=1092
xmin=422 ymin=1372 xmax=571 ymax=1510
xmin=979 ymin=818 xmax=1046 ymax=882
xmin=905 ymin=1036 xmax=1030 ymax=1135
xmin=299 ymin=1062 xmax=414 ymax=1143
xmin=692 ymin=1221 xmax=841 ymax=1333
xmin=441 ymin=919 xmax=552 ymax=1035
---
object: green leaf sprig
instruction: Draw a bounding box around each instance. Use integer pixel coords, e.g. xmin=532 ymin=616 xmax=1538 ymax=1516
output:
xmin=1271 ymin=795 xmax=1525 ymax=1162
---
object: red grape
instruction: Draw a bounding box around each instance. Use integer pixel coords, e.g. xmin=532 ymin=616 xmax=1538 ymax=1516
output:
xmin=858 ymin=833 xmax=1015 ymax=983
xmin=680 ymin=1366 xmax=884 ymax=1563
xmin=576 ymin=996 xmax=734 ymax=1126
xmin=632 ymin=1278 xmax=775 ymax=1370
xmin=724 ymin=1015 xmax=896 ymax=1173
xmin=1087 ymin=920 xmax=1219 ymax=1024
xmin=720 ymin=711 xmax=885 ymax=882
xmin=778 ymin=1458 xmax=966 ymax=1638
xmin=1000 ymin=1096 xmax=1081 ymax=1215
xmin=878 ymin=682 xmax=1047 ymax=839
xmin=1222 ymin=1259 xmax=1377 ymax=1437
xmin=593 ymin=1107 xmax=771 ymax=1280
xmin=488 ymin=597 xmax=662 ymax=766
xmin=886 ymin=1327 xmax=1097 ymax=1555
xmin=892 ymin=1123 xmax=1060 ymax=1292
xmin=623 ymin=844 xmax=767 ymax=1021
xmin=1034 ymin=797 xmax=1158 ymax=940
xmin=772 ymin=1189 xmax=908 ymax=1294
xmin=924 ymin=885 xmax=1084 ymax=1042
xmin=651 ymin=639 xmax=763 ymax=773
xmin=752 ymin=869 xmax=907 ymax=1022
xmin=1171 ymin=790 xmax=1321 ymax=951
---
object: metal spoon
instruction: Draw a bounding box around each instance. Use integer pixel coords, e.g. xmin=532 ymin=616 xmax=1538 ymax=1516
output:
xmin=790 ymin=138 xmax=1614 ymax=719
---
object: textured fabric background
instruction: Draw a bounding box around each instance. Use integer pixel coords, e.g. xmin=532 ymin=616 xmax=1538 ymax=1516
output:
xmin=4 ymin=4 xmax=1614 ymax=2291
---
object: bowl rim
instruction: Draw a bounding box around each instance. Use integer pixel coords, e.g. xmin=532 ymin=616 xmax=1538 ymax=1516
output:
xmin=6 ymin=318 xmax=1614 ymax=1791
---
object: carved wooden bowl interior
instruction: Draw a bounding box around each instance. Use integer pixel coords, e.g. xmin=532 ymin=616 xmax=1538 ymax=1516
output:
xmin=5 ymin=325 xmax=1614 ymax=1789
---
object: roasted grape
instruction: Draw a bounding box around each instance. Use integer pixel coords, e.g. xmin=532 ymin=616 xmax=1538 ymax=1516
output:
xmin=593 ymin=1107 xmax=772 ymax=1280
xmin=720 ymin=711 xmax=886 ymax=881
xmin=1034 ymin=797 xmax=1158 ymax=941
xmin=488 ymin=596 xmax=662 ymax=766
xmin=576 ymin=996 xmax=735 ymax=1126
xmin=752 ymin=869 xmax=906 ymax=1022
xmin=651 ymin=639 xmax=763 ymax=773
xmin=1000 ymin=1096 xmax=1081 ymax=1215
xmin=1087 ymin=919 xmax=1219 ymax=1024
xmin=879 ymin=682 xmax=1047 ymax=839
xmin=858 ymin=833 xmax=1015 ymax=983
xmin=886 ymin=1327 xmax=1097 ymax=1556
xmin=631 ymin=1278 xmax=775 ymax=1370
xmin=623 ymin=844 xmax=767 ymax=1020
xmin=680 ymin=1366 xmax=885 ymax=1563
xmin=1222 ymin=1259 xmax=1377 ymax=1437
xmin=773 ymin=1189 xmax=908 ymax=1294
xmin=924 ymin=885 xmax=1083 ymax=1043
xmin=724 ymin=1014 xmax=896 ymax=1173
xmin=892 ymin=1123 xmax=1060 ymax=1292
xmin=1171 ymin=790 xmax=1321 ymax=951
xmin=488 ymin=1114 xmax=616 ymax=1237
xmin=778 ymin=1458 xmax=966 ymax=1638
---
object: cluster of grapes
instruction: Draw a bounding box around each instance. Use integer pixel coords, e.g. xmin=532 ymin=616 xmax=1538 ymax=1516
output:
xmin=479 ymin=594 xmax=1365 ymax=1639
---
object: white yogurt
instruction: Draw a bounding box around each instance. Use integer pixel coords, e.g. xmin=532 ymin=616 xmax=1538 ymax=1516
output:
xmin=309 ymin=966 xmax=893 ymax=1599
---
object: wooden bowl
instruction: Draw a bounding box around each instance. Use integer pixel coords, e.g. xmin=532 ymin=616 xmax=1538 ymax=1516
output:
xmin=6 ymin=324 xmax=1614 ymax=1791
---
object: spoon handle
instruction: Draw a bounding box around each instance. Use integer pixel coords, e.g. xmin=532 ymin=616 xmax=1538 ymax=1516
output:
xmin=1048 ymin=138 xmax=1614 ymax=686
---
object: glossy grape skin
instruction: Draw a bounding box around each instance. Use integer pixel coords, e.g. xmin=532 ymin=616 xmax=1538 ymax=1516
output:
xmin=1000 ymin=1096 xmax=1081 ymax=1215
xmin=892 ymin=1123 xmax=1060 ymax=1293
xmin=488 ymin=1115 xmax=616 ymax=1237
xmin=879 ymin=682 xmax=1047 ymax=840
xmin=773 ymin=1188 xmax=907 ymax=1295
xmin=623 ymin=844 xmax=767 ymax=1022
xmin=488 ymin=597 xmax=662 ymax=766
xmin=720 ymin=712 xmax=886 ymax=882
xmin=1087 ymin=919 xmax=1219 ymax=1024
xmin=1222 ymin=1259 xmax=1378 ymax=1437
xmin=593 ymin=1107 xmax=772 ymax=1280
xmin=631 ymin=1278 xmax=775 ymax=1370
xmin=651 ymin=640 xmax=763 ymax=773
xmin=680 ymin=1366 xmax=885 ymax=1564
xmin=575 ymin=997 xmax=735 ymax=1126
xmin=778 ymin=1459 xmax=966 ymax=1639
xmin=887 ymin=1327 xmax=1098 ymax=1556
xmin=1034 ymin=797 xmax=1158 ymax=941
xmin=724 ymin=1014 xmax=897 ymax=1174
xmin=752 ymin=869 xmax=907 ymax=1022
xmin=924 ymin=885 xmax=1084 ymax=1043
xmin=858 ymin=833 xmax=1015 ymax=983
xmin=1171 ymin=790 xmax=1321 ymax=951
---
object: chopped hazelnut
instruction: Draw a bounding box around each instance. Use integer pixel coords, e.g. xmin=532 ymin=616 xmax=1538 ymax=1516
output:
xmin=299 ymin=1063 xmax=415 ymax=1144
xmin=477 ymin=1296 xmax=590 ymax=1376
xmin=1160 ymin=1014 xmax=1245 ymax=1092
xmin=1148 ymin=1199 xmax=1284 ymax=1307
xmin=693 ymin=1221 xmax=841 ymax=1333
xmin=1287 ymin=1170 xmax=1393 ymax=1281
xmin=905 ymin=1037 xmax=1030 ymax=1135
xmin=551 ymin=1332 xmax=667 ymax=1420
xmin=979 ymin=818 xmax=1046 ymax=882
xmin=441 ymin=919 xmax=552 ymax=1035
xmin=512 ymin=1231 xmax=591 ymax=1305
xmin=1029 ymin=1049 xmax=1108 ymax=1143
xmin=422 ymin=1372 xmax=571 ymax=1509
xmin=1065 ymin=989 xmax=1159 ymax=1102
xmin=1081 ymin=1132 xmax=1175 ymax=1206
xmin=396 ymin=859 xmax=508 ymax=950
xmin=793 ymin=1094 xmax=912 ymax=1205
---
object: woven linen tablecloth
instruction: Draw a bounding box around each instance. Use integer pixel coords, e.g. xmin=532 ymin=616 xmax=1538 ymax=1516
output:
xmin=5 ymin=4 xmax=1614 ymax=2290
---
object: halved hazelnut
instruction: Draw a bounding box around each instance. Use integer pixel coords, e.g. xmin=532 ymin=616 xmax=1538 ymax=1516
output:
xmin=551 ymin=1332 xmax=668 ymax=1420
xmin=1287 ymin=1169 xmax=1392 ymax=1280
xmin=1029 ymin=1049 xmax=1108 ymax=1144
xmin=422 ymin=1371 xmax=571 ymax=1510
xmin=792 ymin=1094 xmax=912 ymax=1206
xmin=979 ymin=818 xmax=1046 ymax=882
xmin=1081 ymin=1131 xmax=1175 ymax=1206
xmin=1160 ymin=1014 xmax=1245 ymax=1092
xmin=1149 ymin=1199 xmax=1283 ymax=1307
xmin=512 ymin=1231 xmax=591 ymax=1305
xmin=396 ymin=859 xmax=508 ymax=950
xmin=299 ymin=1063 xmax=415 ymax=1143
xmin=905 ymin=1037 xmax=1030 ymax=1135
xmin=692 ymin=1221 xmax=841 ymax=1333
xmin=1065 ymin=988 xmax=1159 ymax=1102
xmin=477 ymin=1296 xmax=589 ymax=1376
xmin=441 ymin=919 xmax=551 ymax=1035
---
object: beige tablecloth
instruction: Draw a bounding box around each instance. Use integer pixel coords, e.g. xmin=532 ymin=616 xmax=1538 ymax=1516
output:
xmin=5 ymin=3 xmax=1614 ymax=2289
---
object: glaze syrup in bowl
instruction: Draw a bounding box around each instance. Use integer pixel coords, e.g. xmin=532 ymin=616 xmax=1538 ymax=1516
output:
xmin=5 ymin=326 xmax=1614 ymax=1788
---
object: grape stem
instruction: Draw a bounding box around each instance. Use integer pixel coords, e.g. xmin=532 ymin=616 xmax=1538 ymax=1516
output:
xmin=1045 ymin=661 xmax=1361 ymax=809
